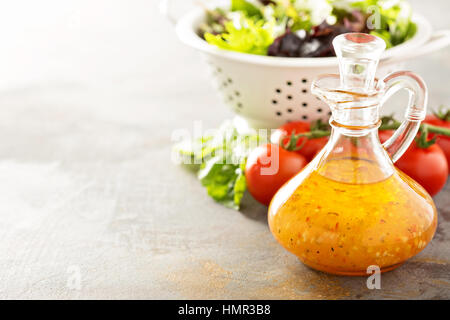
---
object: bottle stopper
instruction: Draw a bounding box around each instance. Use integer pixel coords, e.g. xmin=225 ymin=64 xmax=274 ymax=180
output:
xmin=333 ymin=33 xmax=386 ymax=91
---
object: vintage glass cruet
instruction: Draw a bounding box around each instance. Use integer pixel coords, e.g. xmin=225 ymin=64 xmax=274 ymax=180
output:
xmin=268 ymin=33 xmax=438 ymax=276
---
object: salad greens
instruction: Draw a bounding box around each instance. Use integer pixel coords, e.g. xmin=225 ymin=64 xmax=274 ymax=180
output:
xmin=174 ymin=121 xmax=266 ymax=210
xmin=204 ymin=18 xmax=275 ymax=55
xmin=348 ymin=0 xmax=417 ymax=47
xmin=231 ymin=0 xmax=263 ymax=18
xmin=200 ymin=0 xmax=417 ymax=56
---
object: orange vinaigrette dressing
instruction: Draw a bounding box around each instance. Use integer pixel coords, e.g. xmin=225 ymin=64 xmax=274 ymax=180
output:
xmin=268 ymin=158 xmax=437 ymax=276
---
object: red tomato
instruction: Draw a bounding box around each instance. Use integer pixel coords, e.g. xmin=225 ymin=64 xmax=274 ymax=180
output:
xmin=379 ymin=129 xmax=448 ymax=196
xmin=378 ymin=129 xmax=395 ymax=144
xmin=300 ymin=136 xmax=329 ymax=160
xmin=271 ymin=121 xmax=329 ymax=161
xmin=424 ymin=114 xmax=450 ymax=168
xmin=245 ymin=143 xmax=307 ymax=206
xmin=271 ymin=121 xmax=310 ymax=147
xmin=395 ymin=142 xmax=448 ymax=196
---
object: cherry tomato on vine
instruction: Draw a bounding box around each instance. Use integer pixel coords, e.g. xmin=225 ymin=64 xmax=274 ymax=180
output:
xmin=271 ymin=121 xmax=329 ymax=161
xmin=378 ymin=130 xmax=448 ymax=196
xmin=378 ymin=129 xmax=395 ymax=144
xmin=245 ymin=143 xmax=307 ymax=206
xmin=424 ymin=114 xmax=450 ymax=168
xmin=395 ymin=142 xmax=448 ymax=196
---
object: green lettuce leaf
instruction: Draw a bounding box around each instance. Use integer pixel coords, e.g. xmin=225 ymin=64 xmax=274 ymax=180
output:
xmin=231 ymin=0 xmax=262 ymax=18
xmin=205 ymin=17 xmax=275 ymax=55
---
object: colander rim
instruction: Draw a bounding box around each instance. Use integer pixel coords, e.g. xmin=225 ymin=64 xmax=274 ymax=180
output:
xmin=175 ymin=7 xmax=432 ymax=68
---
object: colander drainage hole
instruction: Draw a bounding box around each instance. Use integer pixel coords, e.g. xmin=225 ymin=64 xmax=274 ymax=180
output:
xmin=287 ymin=95 xmax=292 ymax=100
xmin=276 ymin=111 xmax=282 ymax=116
xmin=302 ymin=103 xmax=308 ymax=107
xmin=227 ymin=78 xmax=232 ymax=84
xmin=286 ymin=81 xmax=292 ymax=86
xmin=287 ymin=108 xmax=293 ymax=113
xmin=235 ymin=91 xmax=240 ymax=96
xmin=302 ymin=89 xmax=308 ymax=94
xmin=302 ymin=78 xmax=307 ymax=83
xmin=275 ymin=88 xmax=282 ymax=93
xmin=237 ymin=103 xmax=243 ymax=108
xmin=317 ymin=108 xmax=323 ymax=113
xmin=272 ymin=100 xmax=278 ymax=104
xmin=302 ymin=115 xmax=308 ymax=120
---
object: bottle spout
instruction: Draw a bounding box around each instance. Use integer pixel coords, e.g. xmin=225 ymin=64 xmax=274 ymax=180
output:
xmin=312 ymin=33 xmax=388 ymax=128
xmin=333 ymin=33 xmax=386 ymax=92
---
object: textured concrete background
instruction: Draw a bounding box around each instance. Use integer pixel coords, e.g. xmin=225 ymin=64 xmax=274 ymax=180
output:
xmin=0 ymin=0 xmax=448 ymax=299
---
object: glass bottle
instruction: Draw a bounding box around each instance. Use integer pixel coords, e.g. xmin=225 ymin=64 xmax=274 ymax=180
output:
xmin=268 ymin=33 xmax=437 ymax=276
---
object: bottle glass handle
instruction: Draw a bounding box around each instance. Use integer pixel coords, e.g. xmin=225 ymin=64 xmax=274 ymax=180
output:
xmin=379 ymin=71 xmax=428 ymax=163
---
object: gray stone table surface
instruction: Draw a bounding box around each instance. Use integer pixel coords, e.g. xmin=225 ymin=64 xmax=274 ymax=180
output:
xmin=0 ymin=0 xmax=448 ymax=299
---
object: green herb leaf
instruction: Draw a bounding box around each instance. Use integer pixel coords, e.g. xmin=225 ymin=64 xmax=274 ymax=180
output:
xmin=233 ymin=162 xmax=247 ymax=207
xmin=174 ymin=120 xmax=266 ymax=210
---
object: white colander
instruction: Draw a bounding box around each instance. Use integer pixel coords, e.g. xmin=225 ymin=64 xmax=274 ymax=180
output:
xmin=163 ymin=1 xmax=450 ymax=129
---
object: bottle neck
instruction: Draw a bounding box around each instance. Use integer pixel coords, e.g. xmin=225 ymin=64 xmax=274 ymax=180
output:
xmin=311 ymin=73 xmax=383 ymax=129
xmin=314 ymin=121 xmax=394 ymax=184
xmin=330 ymin=105 xmax=380 ymax=135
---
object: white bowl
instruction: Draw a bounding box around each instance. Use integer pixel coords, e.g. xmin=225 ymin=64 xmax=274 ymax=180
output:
xmin=172 ymin=3 xmax=450 ymax=129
